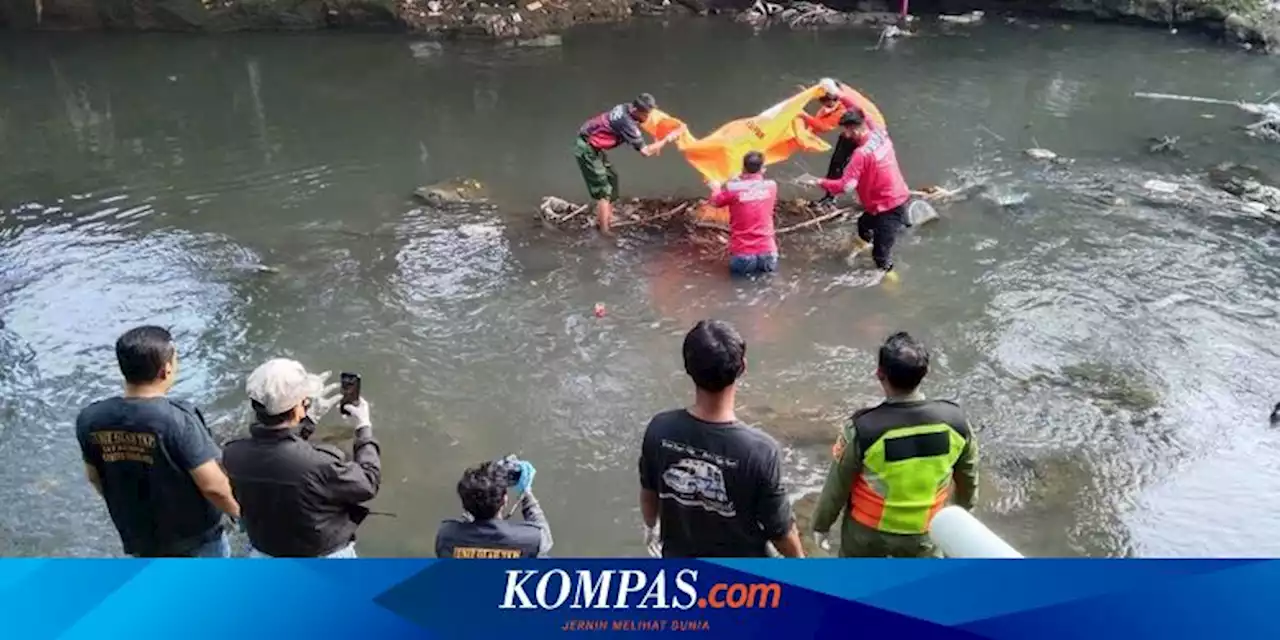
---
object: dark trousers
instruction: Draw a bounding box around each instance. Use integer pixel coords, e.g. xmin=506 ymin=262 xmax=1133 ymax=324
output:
xmin=826 ymin=134 xmax=857 ymax=179
xmin=857 ymin=203 xmax=907 ymax=271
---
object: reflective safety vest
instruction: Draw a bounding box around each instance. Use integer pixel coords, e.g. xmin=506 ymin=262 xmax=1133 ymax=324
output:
xmin=435 ymin=518 xmax=543 ymax=559
xmin=847 ymin=400 xmax=971 ymax=535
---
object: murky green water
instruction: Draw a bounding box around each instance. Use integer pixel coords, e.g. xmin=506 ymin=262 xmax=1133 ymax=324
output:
xmin=1 ymin=19 xmax=1278 ymax=557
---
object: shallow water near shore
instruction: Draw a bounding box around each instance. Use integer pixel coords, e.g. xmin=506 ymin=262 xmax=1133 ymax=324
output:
xmin=2 ymin=19 xmax=1279 ymax=557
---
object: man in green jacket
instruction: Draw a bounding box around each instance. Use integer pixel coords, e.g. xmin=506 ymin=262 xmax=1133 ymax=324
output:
xmin=811 ymin=332 xmax=979 ymax=557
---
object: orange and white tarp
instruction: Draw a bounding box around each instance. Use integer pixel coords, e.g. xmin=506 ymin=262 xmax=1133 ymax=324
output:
xmin=639 ymin=83 xmax=885 ymax=222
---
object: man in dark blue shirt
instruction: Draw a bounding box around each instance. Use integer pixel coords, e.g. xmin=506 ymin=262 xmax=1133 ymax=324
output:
xmin=76 ymin=326 xmax=240 ymax=557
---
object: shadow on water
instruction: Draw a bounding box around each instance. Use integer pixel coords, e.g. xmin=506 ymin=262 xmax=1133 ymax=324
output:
xmin=2 ymin=21 xmax=1280 ymax=556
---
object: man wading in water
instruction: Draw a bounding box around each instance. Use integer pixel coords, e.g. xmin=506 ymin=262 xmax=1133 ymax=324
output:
xmin=575 ymin=93 xmax=670 ymax=234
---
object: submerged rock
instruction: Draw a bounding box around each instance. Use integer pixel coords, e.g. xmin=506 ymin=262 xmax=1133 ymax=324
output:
xmin=414 ymin=178 xmax=489 ymax=205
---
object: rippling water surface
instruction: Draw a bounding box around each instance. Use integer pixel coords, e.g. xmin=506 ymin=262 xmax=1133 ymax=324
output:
xmin=2 ymin=21 xmax=1279 ymax=557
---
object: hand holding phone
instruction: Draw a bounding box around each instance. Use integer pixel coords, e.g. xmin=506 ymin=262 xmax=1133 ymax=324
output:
xmin=339 ymin=373 xmax=361 ymax=416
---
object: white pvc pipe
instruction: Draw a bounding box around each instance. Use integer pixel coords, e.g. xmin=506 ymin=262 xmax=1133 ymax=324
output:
xmin=930 ymin=506 xmax=1023 ymax=558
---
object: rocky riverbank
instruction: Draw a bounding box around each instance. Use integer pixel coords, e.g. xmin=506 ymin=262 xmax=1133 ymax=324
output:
xmin=0 ymin=0 xmax=1275 ymax=49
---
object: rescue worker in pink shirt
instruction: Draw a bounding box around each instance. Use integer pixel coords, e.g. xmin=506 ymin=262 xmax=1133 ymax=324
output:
xmin=706 ymin=151 xmax=779 ymax=277
xmin=815 ymin=109 xmax=911 ymax=281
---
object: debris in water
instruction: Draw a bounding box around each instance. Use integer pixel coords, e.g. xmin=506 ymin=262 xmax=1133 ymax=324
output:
xmin=1207 ymin=162 xmax=1280 ymax=213
xmin=1146 ymin=135 xmax=1182 ymax=155
xmin=409 ymin=41 xmax=444 ymax=59
xmin=537 ymin=186 xmax=963 ymax=236
xmin=1143 ymin=179 xmax=1180 ymax=194
xmin=1134 ymin=91 xmax=1280 ymax=143
xmin=938 ymin=10 xmax=983 ymax=25
xmin=513 ymin=34 xmax=562 ymax=47
xmin=594 ymin=303 xmax=606 ymax=318
xmin=1023 ymin=148 xmax=1058 ymax=161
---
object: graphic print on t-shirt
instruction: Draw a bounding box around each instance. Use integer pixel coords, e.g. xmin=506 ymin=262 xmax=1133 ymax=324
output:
xmin=89 ymin=430 xmax=158 ymax=465
xmin=658 ymin=439 xmax=737 ymax=518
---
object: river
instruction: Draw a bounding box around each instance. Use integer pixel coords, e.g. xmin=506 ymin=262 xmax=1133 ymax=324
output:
xmin=1 ymin=19 xmax=1279 ymax=558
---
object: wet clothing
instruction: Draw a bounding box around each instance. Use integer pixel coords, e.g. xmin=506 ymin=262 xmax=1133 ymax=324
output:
xmin=709 ymin=172 xmax=779 ymax=258
xmin=76 ymin=396 xmax=225 ymax=557
xmin=574 ymin=137 xmax=620 ymax=202
xmin=856 ymin=201 xmax=908 ymax=271
xmin=811 ymin=392 xmax=978 ymax=558
xmin=819 ymin=127 xmax=911 ymax=215
xmin=579 ymin=103 xmax=646 ymax=152
xmin=729 ymin=253 xmax=778 ymax=277
xmin=223 ymin=423 xmax=381 ymax=558
xmin=639 ymin=409 xmax=792 ymax=558
xmin=435 ymin=492 xmax=554 ymax=558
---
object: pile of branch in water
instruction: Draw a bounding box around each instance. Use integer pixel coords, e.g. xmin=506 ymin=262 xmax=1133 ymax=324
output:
xmin=734 ymin=0 xmax=900 ymax=29
xmin=537 ymin=196 xmax=853 ymax=234
xmin=1133 ymin=92 xmax=1280 ymax=144
xmin=1244 ymin=102 xmax=1280 ymax=143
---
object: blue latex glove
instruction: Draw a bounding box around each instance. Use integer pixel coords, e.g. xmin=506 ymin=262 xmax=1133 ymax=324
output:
xmin=515 ymin=460 xmax=536 ymax=495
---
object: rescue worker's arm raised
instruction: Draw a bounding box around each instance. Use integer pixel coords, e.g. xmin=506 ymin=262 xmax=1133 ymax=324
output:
xmin=518 ymin=491 xmax=554 ymax=557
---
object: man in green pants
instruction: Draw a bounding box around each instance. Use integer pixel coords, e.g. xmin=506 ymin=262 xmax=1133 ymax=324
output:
xmin=575 ymin=93 xmax=665 ymax=234
xmin=811 ymin=331 xmax=979 ymax=557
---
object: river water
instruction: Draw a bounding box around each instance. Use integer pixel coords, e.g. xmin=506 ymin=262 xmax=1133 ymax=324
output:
xmin=2 ymin=19 xmax=1279 ymax=558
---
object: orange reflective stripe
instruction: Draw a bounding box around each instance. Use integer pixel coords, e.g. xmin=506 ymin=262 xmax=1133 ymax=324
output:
xmin=850 ymin=473 xmax=952 ymax=532
xmin=850 ymin=474 xmax=885 ymax=529
xmin=925 ymin=485 xmax=951 ymax=527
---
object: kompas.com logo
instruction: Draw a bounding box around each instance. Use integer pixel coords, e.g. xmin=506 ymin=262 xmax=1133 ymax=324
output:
xmin=499 ymin=569 xmax=782 ymax=610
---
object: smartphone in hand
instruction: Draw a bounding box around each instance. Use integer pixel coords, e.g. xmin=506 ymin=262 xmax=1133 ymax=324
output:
xmin=339 ymin=373 xmax=361 ymax=416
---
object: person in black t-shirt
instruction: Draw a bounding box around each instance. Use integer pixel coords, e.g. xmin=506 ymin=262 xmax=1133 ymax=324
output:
xmin=76 ymin=326 xmax=240 ymax=557
xmin=638 ymin=320 xmax=804 ymax=558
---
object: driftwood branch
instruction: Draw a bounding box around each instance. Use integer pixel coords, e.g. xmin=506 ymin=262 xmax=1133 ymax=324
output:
xmin=1133 ymin=92 xmax=1245 ymax=108
xmin=612 ymin=202 xmax=693 ymax=229
xmin=777 ymin=208 xmax=849 ymax=234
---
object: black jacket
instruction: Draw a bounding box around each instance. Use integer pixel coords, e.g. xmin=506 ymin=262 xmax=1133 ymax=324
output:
xmin=223 ymin=423 xmax=381 ymax=557
xmin=435 ymin=492 xmax=553 ymax=558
